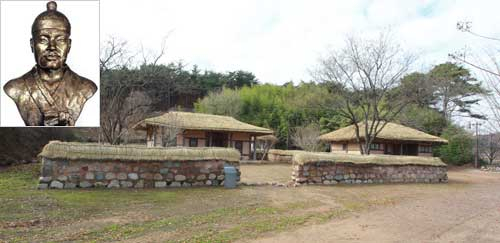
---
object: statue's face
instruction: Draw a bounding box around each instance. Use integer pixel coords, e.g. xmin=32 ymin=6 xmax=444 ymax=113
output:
xmin=31 ymin=27 xmax=71 ymax=70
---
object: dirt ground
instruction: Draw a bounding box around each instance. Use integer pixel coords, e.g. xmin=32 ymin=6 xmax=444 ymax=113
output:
xmin=243 ymin=168 xmax=500 ymax=243
xmin=240 ymin=164 xmax=293 ymax=184
xmin=3 ymin=164 xmax=500 ymax=242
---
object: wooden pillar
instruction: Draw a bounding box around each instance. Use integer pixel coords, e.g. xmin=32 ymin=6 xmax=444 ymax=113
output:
xmin=160 ymin=127 xmax=164 ymax=147
xmin=252 ymin=135 xmax=256 ymax=160
xmin=146 ymin=126 xmax=151 ymax=147
xmin=152 ymin=126 xmax=157 ymax=147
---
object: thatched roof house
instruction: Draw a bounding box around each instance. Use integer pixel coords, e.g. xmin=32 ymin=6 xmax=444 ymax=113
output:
xmin=319 ymin=122 xmax=448 ymax=156
xmin=134 ymin=112 xmax=273 ymax=159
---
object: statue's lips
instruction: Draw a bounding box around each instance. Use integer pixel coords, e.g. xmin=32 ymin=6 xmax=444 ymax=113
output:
xmin=44 ymin=54 xmax=60 ymax=61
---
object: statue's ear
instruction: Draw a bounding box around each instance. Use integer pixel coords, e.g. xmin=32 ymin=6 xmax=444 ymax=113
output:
xmin=68 ymin=38 xmax=72 ymax=52
xmin=30 ymin=38 xmax=34 ymax=53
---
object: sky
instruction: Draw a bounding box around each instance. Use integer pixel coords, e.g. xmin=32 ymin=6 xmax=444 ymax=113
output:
xmin=101 ymin=0 xmax=500 ymax=84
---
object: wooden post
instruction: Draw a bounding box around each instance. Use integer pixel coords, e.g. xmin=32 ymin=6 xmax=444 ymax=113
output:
xmin=252 ymin=136 xmax=256 ymax=160
xmin=152 ymin=127 xmax=157 ymax=147
xmin=160 ymin=127 xmax=164 ymax=147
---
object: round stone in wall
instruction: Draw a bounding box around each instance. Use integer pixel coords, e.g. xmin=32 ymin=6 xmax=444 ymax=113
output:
xmin=79 ymin=181 xmax=92 ymax=188
xmin=117 ymin=173 xmax=127 ymax=180
xmin=128 ymin=173 xmax=139 ymax=180
xmin=50 ymin=181 xmax=64 ymax=189
xmin=107 ymin=180 xmax=120 ymax=188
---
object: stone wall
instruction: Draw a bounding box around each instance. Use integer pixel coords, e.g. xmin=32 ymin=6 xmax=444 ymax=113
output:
xmin=39 ymin=159 xmax=239 ymax=189
xmin=37 ymin=141 xmax=240 ymax=189
xmin=292 ymin=162 xmax=447 ymax=185
xmin=481 ymin=164 xmax=500 ymax=172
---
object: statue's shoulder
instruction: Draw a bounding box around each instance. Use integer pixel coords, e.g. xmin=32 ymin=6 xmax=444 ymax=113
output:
xmin=3 ymin=70 xmax=34 ymax=100
xmin=67 ymin=68 xmax=97 ymax=99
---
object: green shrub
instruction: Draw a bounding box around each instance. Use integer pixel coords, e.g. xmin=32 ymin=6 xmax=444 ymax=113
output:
xmin=434 ymin=125 xmax=474 ymax=165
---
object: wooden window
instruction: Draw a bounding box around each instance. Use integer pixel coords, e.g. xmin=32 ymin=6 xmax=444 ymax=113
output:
xmin=419 ymin=145 xmax=432 ymax=153
xmin=370 ymin=143 xmax=382 ymax=151
xmin=189 ymin=138 xmax=198 ymax=147
xmin=342 ymin=143 xmax=347 ymax=151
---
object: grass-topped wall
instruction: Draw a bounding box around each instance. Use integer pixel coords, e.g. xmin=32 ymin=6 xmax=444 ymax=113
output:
xmin=267 ymin=149 xmax=303 ymax=163
xmin=293 ymin=152 xmax=447 ymax=167
xmin=38 ymin=141 xmax=240 ymax=189
xmin=39 ymin=141 xmax=241 ymax=162
xmin=291 ymin=152 xmax=447 ymax=185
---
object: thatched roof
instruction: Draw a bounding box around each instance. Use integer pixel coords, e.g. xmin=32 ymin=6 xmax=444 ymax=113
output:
xmin=293 ymin=151 xmax=446 ymax=167
xmin=39 ymin=141 xmax=240 ymax=162
xmin=134 ymin=112 xmax=273 ymax=135
xmin=319 ymin=122 xmax=448 ymax=144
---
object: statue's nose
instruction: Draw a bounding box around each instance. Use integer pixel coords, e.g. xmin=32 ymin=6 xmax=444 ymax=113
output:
xmin=47 ymin=40 xmax=56 ymax=50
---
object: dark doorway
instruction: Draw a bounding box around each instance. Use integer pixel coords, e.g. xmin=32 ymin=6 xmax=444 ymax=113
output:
xmin=209 ymin=132 xmax=228 ymax=147
xmin=386 ymin=144 xmax=402 ymax=155
xmin=402 ymin=144 xmax=418 ymax=156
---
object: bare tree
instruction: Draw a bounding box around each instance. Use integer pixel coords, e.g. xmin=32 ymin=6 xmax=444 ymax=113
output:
xmin=160 ymin=112 xmax=184 ymax=147
xmin=256 ymin=135 xmax=278 ymax=161
xmin=479 ymin=133 xmax=500 ymax=164
xmin=314 ymin=31 xmax=416 ymax=154
xmin=482 ymin=54 xmax=500 ymax=133
xmin=452 ymin=21 xmax=500 ymax=131
xmin=100 ymin=36 xmax=135 ymax=72
xmin=291 ymin=123 xmax=324 ymax=152
xmin=100 ymin=37 xmax=165 ymax=144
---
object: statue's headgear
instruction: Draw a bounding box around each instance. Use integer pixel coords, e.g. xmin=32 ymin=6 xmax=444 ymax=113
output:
xmin=31 ymin=1 xmax=71 ymax=35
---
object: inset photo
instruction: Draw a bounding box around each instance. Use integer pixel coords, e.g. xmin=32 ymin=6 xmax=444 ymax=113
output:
xmin=0 ymin=0 xmax=99 ymax=127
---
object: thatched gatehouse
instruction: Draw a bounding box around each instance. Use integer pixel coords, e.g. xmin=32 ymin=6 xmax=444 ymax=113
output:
xmin=319 ymin=122 xmax=448 ymax=156
xmin=134 ymin=112 xmax=273 ymax=159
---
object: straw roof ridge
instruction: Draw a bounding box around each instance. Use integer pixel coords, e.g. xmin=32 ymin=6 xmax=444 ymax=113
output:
xmin=135 ymin=111 xmax=273 ymax=134
xmin=39 ymin=141 xmax=241 ymax=162
xmin=293 ymin=151 xmax=446 ymax=167
xmin=319 ymin=121 xmax=448 ymax=143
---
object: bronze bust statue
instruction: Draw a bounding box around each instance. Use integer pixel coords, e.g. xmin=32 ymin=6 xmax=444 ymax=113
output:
xmin=3 ymin=1 xmax=97 ymax=126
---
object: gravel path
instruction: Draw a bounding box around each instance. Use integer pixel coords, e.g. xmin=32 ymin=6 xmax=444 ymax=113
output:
xmin=246 ymin=169 xmax=500 ymax=243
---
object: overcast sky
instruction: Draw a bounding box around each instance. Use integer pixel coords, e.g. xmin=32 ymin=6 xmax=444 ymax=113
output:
xmin=101 ymin=0 xmax=500 ymax=85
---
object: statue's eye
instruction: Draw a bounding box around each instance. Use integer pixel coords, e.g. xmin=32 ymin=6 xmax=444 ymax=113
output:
xmin=57 ymin=37 xmax=67 ymax=43
xmin=39 ymin=37 xmax=49 ymax=44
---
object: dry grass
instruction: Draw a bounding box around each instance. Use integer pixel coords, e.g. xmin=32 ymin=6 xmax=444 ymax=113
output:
xmin=38 ymin=141 xmax=241 ymax=162
xmin=268 ymin=149 xmax=304 ymax=156
xmin=0 ymin=163 xmax=488 ymax=242
xmin=256 ymin=135 xmax=279 ymax=142
xmin=134 ymin=111 xmax=273 ymax=134
xmin=293 ymin=151 xmax=447 ymax=167
xmin=319 ymin=122 xmax=448 ymax=143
